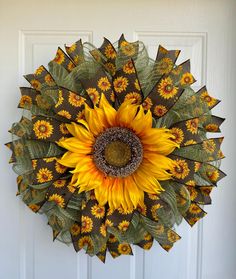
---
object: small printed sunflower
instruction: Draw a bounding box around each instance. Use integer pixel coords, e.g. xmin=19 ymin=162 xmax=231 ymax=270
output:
xmin=171 ymin=127 xmax=184 ymax=145
xmin=67 ymin=184 xmax=76 ymax=193
xmin=137 ymin=204 xmax=147 ymax=216
xmin=158 ymin=77 xmax=178 ymax=99
xmin=148 ymin=193 xmax=160 ymax=200
xmin=188 ymin=187 xmax=198 ymax=200
xmin=205 ymin=123 xmax=219 ymax=132
xmin=31 ymin=160 xmax=37 ymax=170
xmin=134 ymin=79 xmax=141 ymax=91
xmin=172 ymin=65 xmax=183 ymax=75
xmin=108 ymin=234 xmax=117 ymax=243
xmin=59 ymin=123 xmax=70 ymax=135
xmin=188 ymin=217 xmax=200 ymax=226
xmin=156 ymin=57 xmax=173 ymax=75
xmin=105 ymin=219 xmax=114 ymax=228
xmin=76 ymin=110 xmax=85 ymax=122
xmin=143 ymin=242 xmax=153 ymax=250
xmin=68 ymin=92 xmax=85 ymax=107
xmin=67 ymin=61 xmax=75 ymax=71
xmin=31 ymin=79 xmax=41 ymax=90
xmin=123 ymin=60 xmax=135 ymax=74
xmin=107 ymin=93 xmax=114 ymax=103
xmin=120 ymin=41 xmax=136 ymax=56
xmin=104 ymin=44 xmax=116 ymax=59
xmin=55 ymin=162 xmax=67 ymax=174
xmin=144 ymin=233 xmax=152 ymax=241
xmin=153 ymin=105 xmax=168 ymax=117
xmin=188 ymin=203 xmax=202 ymax=215
xmin=55 ymin=90 xmax=64 ymax=108
xmin=86 ymin=88 xmax=100 ymax=105
xmin=117 ymin=207 xmax=133 ymax=215
xmin=171 ymin=159 xmax=190 ymax=180
xmin=118 ymin=220 xmax=130 ymax=232
xmin=99 ymin=224 xmax=107 ymax=237
xmin=180 ymin=72 xmax=194 ymax=86
xmin=142 ymin=97 xmax=153 ymax=111
xmin=78 ymin=236 xmax=93 ymax=250
xmin=97 ymin=77 xmax=111 ymax=91
xmin=53 ymin=179 xmax=66 ymax=188
xmin=48 ymin=193 xmax=65 ymax=208
xmin=200 ymin=91 xmax=217 ymax=107
xmin=156 ymin=224 xmax=165 ymax=235
xmin=203 ymin=139 xmax=216 ymax=154
xmin=45 ymin=74 xmax=55 ymax=86
xmin=151 ymin=204 xmax=162 ymax=221
xmin=57 ymin=110 xmax=72 ymax=119
xmin=54 ymin=49 xmax=65 ymax=64
xmin=19 ymin=95 xmax=32 ymax=107
xmin=43 ymin=157 xmax=57 ymax=163
xmin=105 ymin=62 xmax=116 ymax=76
xmin=35 ymin=66 xmax=45 ymax=75
xmin=185 ymin=180 xmax=196 ymax=186
xmin=117 ymin=243 xmax=132 ymax=255
xmin=167 ymin=230 xmax=180 ymax=243
xmin=113 ymin=76 xmax=129 ymax=93
xmin=184 ymin=140 xmax=197 ymax=146
xmin=201 ymin=186 xmax=212 ymax=196
xmin=194 ymin=162 xmax=201 ymax=172
xmin=207 ymin=169 xmax=219 ymax=182
xmin=186 ymin=118 xmax=199 ymax=134
xmin=124 ymin=92 xmax=142 ymax=104
xmin=66 ymin=43 xmax=76 ymax=54
xmin=36 ymin=168 xmax=53 ymax=183
xmin=81 ymin=216 xmax=93 ymax=233
xmin=91 ymin=204 xmax=105 ymax=219
xmin=70 ymin=223 xmax=80 ymax=236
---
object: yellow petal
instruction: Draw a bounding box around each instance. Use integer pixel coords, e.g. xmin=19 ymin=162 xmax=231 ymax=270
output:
xmin=143 ymin=153 xmax=175 ymax=170
xmin=65 ymin=122 xmax=94 ymax=143
xmin=72 ymin=156 xmax=95 ymax=173
xmin=57 ymin=137 xmax=92 ymax=154
xmin=84 ymin=104 xmax=108 ymax=136
xmin=133 ymin=168 xmax=163 ymax=193
xmin=123 ymin=176 xmax=142 ymax=209
xmin=131 ymin=106 xmax=152 ymax=135
xmin=140 ymin=162 xmax=172 ymax=180
xmin=141 ymin=128 xmax=178 ymax=155
xmin=111 ymin=178 xmax=124 ymax=210
xmin=75 ymin=167 xmax=103 ymax=189
xmin=57 ymin=151 xmax=81 ymax=168
xmin=76 ymin=119 xmax=90 ymax=130
xmin=95 ymin=181 xmax=109 ymax=206
xmin=99 ymin=94 xmax=117 ymax=127
xmin=116 ymin=100 xmax=138 ymax=128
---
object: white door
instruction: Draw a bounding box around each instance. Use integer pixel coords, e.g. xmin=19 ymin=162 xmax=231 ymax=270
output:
xmin=1 ymin=1 xmax=235 ymax=279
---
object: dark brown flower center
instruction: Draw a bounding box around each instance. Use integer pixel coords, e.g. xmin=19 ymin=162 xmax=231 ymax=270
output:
xmin=105 ymin=141 xmax=131 ymax=167
xmin=93 ymin=127 xmax=143 ymax=177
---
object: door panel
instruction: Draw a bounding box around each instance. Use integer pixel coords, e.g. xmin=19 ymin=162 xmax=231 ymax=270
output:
xmin=1 ymin=1 xmax=235 ymax=279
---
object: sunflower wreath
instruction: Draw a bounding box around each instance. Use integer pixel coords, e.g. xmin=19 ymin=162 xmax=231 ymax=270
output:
xmin=6 ymin=34 xmax=226 ymax=262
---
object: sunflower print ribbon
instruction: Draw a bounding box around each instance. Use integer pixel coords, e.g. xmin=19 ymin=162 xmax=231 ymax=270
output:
xmin=6 ymin=34 xmax=226 ymax=262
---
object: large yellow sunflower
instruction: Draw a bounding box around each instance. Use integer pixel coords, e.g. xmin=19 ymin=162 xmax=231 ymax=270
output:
xmin=57 ymin=94 xmax=178 ymax=212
